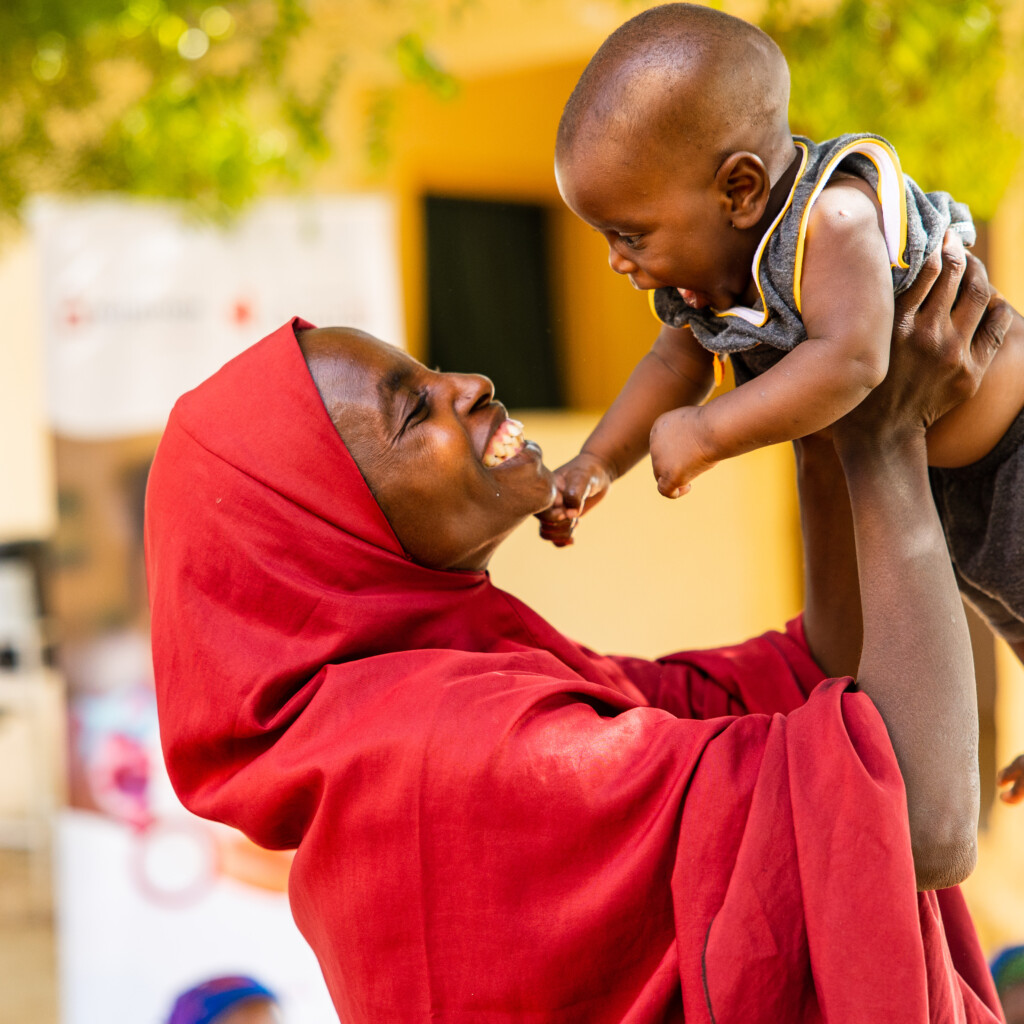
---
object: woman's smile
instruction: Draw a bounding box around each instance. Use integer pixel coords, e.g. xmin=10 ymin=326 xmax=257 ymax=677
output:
xmin=483 ymin=417 xmax=526 ymax=467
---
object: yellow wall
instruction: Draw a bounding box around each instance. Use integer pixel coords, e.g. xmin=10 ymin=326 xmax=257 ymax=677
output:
xmin=965 ymin=642 xmax=1024 ymax=953
xmin=0 ymin=237 xmax=55 ymax=543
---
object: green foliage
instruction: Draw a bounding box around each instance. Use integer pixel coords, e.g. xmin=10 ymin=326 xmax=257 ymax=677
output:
xmin=366 ymin=33 xmax=460 ymax=169
xmin=0 ymin=0 xmax=339 ymax=223
xmin=761 ymin=0 xmax=1023 ymax=219
xmin=3 ymin=0 xmax=1022 ymax=221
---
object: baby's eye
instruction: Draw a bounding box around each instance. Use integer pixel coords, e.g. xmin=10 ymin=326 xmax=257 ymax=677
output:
xmin=618 ymin=233 xmax=644 ymax=250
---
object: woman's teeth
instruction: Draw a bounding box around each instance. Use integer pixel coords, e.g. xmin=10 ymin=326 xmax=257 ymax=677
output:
xmin=483 ymin=419 xmax=525 ymax=467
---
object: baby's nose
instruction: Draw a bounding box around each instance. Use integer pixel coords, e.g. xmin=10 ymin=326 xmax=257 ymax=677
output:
xmin=608 ymin=246 xmax=638 ymax=276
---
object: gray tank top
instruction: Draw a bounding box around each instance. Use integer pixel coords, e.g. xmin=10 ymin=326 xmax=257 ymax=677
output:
xmin=651 ymin=133 xmax=975 ymax=380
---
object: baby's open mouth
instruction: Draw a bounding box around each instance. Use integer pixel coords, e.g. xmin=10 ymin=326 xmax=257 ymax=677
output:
xmin=483 ymin=418 xmax=525 ymax=467
xmin=678 ymin=287 xmax=712 ymax=310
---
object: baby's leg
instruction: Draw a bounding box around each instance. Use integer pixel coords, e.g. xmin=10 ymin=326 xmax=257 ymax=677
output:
xmin=929 ymin=430 xmax=1024 ymax=646
xmin=927 ymin=307 xmax=1024 ymax=467
xmin=949 ymin=569 xmax=1024 ymax=649
xmin=944 ymin=538 xmax=1024 ymax=805
xmin=932 ymin=435 xmax=1024 ymax=807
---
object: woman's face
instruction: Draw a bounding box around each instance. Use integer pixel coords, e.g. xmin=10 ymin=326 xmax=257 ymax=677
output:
xmin=300 ymin=327 xmax=556 ymax=572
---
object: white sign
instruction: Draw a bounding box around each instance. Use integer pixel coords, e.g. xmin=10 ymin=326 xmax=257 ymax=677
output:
xmin=32 ymin=195 xmax=404 ymax=439
xmin=57 ymin=810 xmax=338 ymax=1024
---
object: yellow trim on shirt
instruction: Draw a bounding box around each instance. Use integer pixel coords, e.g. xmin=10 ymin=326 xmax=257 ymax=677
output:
xmin=792 ymin=137 xmax=910 ymax=314
xmin=648 ymin=287 xmax=661 ymax=324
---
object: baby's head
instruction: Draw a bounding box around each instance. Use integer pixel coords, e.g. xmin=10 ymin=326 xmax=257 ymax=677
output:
xmin=555 ymin=3 xmax=795 ymax=310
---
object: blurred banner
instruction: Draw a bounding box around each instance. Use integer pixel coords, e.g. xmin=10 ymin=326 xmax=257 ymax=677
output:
xmin=25 ymin=192 xmax=406 ymax=1020
xmin=57 ymin=810 xmax=337 ymax=1023
xmin=57 ymin=631 xmax=337 ymax=1023
xmin=32 ymin=195 xmax=403 ymax=439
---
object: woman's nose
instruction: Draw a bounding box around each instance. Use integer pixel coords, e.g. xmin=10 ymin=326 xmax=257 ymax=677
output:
xmin=450 ymin=372 xmax=495 ymax=412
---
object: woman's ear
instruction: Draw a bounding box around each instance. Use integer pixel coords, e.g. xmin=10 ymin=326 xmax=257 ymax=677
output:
xmin=714 ymin=152 xmax=771 ymax=229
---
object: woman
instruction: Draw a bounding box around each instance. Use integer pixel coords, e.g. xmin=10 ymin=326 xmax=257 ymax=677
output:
xmin=146 ymin=239 xmax=1009 ymax=1023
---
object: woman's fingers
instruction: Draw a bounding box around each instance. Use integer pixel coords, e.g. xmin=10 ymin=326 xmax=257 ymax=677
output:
xmin=939 ymin=253 xmax=1010 ymax=408
xmin=917 ymin=233 xmax=968 ymax=322
xmin=892 ymin=238 xmax=1011 ymax=421
xmin=898 ymin=239 xmax=948 ymax=320
xmin=948 ymin=248 xmax=992 ymax=332
xmin=969 ymin=288 xmax=1013 ymax=366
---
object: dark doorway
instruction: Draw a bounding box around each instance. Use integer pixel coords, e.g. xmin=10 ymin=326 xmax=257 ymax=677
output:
xmin=424 ymin=195 xmax=563 ymax=408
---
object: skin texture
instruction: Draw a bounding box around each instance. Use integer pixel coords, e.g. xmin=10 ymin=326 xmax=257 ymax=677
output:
xmin=298 ymin=327 xmax=555 ymax=572
xmin=543 ymin=136 xmax=802 ymax=535
xmin=555 ymin=134 xmax=784 ymax=310
xmin=553 ymin=141 xmax=897 ymax=505
xmin=556 ymin=5 xmax=794 ymax=181
xmin=216 ymin=999 xmax=283 ymax=1024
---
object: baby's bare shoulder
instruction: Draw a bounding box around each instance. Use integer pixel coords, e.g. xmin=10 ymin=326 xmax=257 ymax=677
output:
xmin=809 ymin=175 xmax=886 ymax=243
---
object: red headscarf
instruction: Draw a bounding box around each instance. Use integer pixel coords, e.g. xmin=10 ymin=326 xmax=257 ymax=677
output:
xmin=146 ymin=319 xmax=1002 ymax=1023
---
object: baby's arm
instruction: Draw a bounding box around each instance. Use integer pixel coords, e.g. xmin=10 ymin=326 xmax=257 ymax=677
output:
xmin=651 ymin=181 xmax=895 ymax=497
xmin=537 ymin=324 xmax=713 ymax=545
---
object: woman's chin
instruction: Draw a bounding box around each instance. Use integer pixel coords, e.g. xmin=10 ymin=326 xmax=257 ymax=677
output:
xmin=489 ymin=440 xmax=556 ymax=509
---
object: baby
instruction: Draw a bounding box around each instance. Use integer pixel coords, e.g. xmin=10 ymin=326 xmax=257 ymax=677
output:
xmin=542 ymin=4 xmax=1024 ymax=794
xmin=544 ymin=7 xmax=1024 ymax=618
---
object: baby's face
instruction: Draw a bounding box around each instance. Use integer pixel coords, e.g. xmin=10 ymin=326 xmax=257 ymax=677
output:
xmin=555 ymin=136 xmax=755 ymax=311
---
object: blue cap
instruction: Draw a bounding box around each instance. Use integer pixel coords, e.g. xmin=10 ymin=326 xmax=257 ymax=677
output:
xmin=991 ymin=945 xmax=1024 ymax=996
xmin=167 ymin=975 xmax=277 ymax=1024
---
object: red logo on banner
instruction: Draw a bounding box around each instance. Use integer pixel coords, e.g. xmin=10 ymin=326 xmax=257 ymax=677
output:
xmin=230 ymin=300 xmax=254 ymax=326
xmin=63 ymin=298 xmax=88 ymax=328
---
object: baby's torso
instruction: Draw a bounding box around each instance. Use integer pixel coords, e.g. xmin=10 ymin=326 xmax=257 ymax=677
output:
xmin=653 ymin=133 xmax=976 ymax=369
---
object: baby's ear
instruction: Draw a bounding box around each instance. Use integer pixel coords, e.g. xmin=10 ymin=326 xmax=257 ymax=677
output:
xmin=715 ymin=152 xmax=771 ymax=229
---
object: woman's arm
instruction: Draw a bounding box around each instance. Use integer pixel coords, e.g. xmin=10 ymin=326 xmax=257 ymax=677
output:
xmin=794 ymin=434 xmax=861 ymax=679
xmin=801 ymin=237 xmax=1012 ymax=890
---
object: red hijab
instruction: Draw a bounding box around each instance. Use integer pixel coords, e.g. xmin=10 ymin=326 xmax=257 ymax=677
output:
xmin=146 ymin=319 xmax=1002 ymax=1023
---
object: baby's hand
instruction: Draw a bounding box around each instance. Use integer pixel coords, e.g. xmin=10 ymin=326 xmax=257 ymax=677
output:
xmin=649 ymin=406 xmax=718 ymax=498
xmin=998 ymin=753 xmax=1024 ymax=804
xmin=535 ymin=452 xmax=614 ymax=546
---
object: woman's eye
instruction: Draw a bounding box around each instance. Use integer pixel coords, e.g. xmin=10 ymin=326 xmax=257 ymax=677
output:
xmin=403 ymin=390 xmax=429 ymax=430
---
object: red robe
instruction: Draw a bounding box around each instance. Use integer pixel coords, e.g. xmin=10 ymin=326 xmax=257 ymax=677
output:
xmin=145 ymin=319 xmax=1003 ymax=1023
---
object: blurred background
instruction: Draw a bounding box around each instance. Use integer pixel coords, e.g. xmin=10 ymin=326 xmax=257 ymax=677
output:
xmin=2 ymin=0 xmax=1024 ymax=1020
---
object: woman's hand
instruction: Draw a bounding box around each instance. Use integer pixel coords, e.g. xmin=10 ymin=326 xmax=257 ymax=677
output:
xmin=832 ymin=234 xmax=1011 ymax=458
